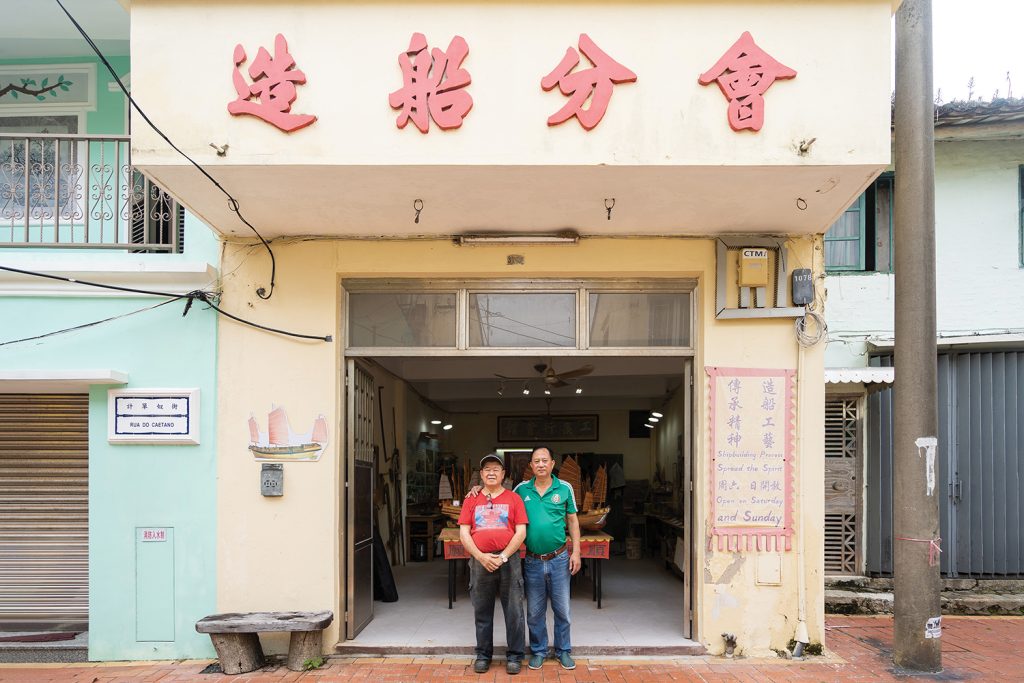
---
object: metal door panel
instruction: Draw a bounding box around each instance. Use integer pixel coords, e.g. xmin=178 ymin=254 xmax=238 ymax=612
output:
xmin=345 ymin=362 xmax=375 ymax=638
xmin=682 ymin=358 xmax=692 ymax=639
xmin=937 ymin=353 xmax=954 ymax=575
xmin=868 ymin=352 xmax=1024 ymax=577
xmin=1003 ymin=356 xmax=1019 ymax=573
xmin=865 ymin=357 xmax=894 ymax=575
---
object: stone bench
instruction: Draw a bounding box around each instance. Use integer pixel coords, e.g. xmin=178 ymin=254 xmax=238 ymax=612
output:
xmin=195 ymin=610 xmax=333 ymax=674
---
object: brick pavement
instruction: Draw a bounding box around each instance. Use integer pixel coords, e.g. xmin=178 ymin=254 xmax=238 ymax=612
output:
xmin=0 ymin=616 xmax=1020 ymax=682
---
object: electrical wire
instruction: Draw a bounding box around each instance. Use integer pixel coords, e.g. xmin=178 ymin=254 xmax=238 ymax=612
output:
xmin=0 ymin=264 xmax=195 ymax=299
xmin=53 ymin=0 xmax=277 ymax=300
xmin=0 ymin=265 xmax=332 ymax=342
xmin=468 ymin=315 xmax=568 ymax=347
xmin=795 ymin=306 xmax=827 ymax=347
xmin=0 ymin=297 xmax=180 ymax=347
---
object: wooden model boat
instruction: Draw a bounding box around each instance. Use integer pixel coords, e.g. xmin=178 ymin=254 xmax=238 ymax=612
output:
xmin=441 ymin=501 xmax=463 ymax=522
xmin=578 ymin=506 xmax=611 ymax=531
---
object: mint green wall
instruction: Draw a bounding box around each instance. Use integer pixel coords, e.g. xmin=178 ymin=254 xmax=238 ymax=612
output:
xmin=1 ymin=42 xmax=225 ymax=660
xmin=0 ymin=55 xmax=129 ymax=135
xmin=0 ymin=211 xmax=220 ymax=660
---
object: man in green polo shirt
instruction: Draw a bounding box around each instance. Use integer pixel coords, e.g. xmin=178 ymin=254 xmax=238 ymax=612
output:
xmin=514 ymin=447 xmax=580 ymax=670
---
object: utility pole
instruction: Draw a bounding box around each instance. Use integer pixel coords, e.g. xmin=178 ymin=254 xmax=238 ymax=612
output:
xmin=893 ymin=0 xmax=942 ymax=672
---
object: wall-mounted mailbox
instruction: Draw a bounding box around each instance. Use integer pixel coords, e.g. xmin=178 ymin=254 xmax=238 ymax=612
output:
xmin=261 ymin=463 xmax=283 ymax=497
xmin=739 ymin=248 xmax=770 ymax=287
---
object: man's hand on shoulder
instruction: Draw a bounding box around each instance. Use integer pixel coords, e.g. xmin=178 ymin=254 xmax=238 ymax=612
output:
xmin=465 ymin=485 xmax=483 ymax=498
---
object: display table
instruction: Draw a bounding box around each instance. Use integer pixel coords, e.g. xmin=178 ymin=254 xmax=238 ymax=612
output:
xmin=439 ymin=527 xmax=612 ymax=609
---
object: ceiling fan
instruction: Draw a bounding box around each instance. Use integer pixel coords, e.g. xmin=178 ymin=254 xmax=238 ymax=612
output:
xmin=495 ymin=361 xmax=594 ymax=388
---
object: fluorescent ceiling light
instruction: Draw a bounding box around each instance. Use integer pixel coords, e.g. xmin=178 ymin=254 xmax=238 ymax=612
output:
xmin=644 ymin=423 xmax=654 ymax=429
xmin=651 ymin=411 xmax=663 ymax=418
xmin=648 ymin=417 xmax=660 ymax=423
xmin=431 ymin=419 xmax=442 ymax=425
xmin=443 ymin=424 xmax=453 ymax=431
xmin=457 ymin=233 xmax=579 ymax=245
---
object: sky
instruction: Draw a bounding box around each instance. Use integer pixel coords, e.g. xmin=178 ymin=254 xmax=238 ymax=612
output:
xmin=930 ymin=0 xmax=1024 ymax=102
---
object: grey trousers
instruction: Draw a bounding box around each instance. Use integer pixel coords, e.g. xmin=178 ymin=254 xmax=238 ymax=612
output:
xmin=468 ymin=555 xmax=525 ymax=661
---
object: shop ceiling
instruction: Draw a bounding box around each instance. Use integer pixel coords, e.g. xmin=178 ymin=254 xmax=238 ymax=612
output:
xmin=369 ymin=356 xmax=684 ymax=413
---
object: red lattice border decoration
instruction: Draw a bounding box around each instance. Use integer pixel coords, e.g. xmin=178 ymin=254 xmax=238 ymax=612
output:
xmin=707 ymin=367 xmax=796 ymax=552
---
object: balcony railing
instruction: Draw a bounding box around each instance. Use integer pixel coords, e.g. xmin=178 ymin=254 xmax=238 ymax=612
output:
xmin=0 ymin=134 xmax=181 ymax=252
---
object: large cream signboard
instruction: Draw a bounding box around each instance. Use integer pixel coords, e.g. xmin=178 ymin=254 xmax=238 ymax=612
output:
xmin=707 ymin=367 xmax=794 ymax=552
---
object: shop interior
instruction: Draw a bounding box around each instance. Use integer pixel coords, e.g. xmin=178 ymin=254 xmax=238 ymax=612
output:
xmin=344 ymin=355 xmax=698 ymax=653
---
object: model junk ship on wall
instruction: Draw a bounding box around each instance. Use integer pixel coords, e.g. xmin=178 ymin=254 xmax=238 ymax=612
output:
xmin=560 ymin=456 xmax=611 ymax=530
xmin=248 ymin=406 xmax=329 ymax=461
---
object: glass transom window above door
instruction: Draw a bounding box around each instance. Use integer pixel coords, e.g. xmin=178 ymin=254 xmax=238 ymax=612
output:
xmin=469 ymin=293 xmax=576 ymax=347
xmin=589 ymin=292 xmax=691 ymax=347
xmin=343 ymin=280 xmax=695 ymax=353
xmin=347 ymin=292 xmax=457 ymax=347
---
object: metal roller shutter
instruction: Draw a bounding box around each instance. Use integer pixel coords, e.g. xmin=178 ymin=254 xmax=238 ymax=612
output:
xmin=866 ymin=352 xmax=1024 ymax=577
xmin=0 ymin=394 xmax=88 ymax=631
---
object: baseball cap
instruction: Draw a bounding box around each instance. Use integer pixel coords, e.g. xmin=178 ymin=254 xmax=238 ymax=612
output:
xmin=479 ymin=453 xmax=504 ymax=468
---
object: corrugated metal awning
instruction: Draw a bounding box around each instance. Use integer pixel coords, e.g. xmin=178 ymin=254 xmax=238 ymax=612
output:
xmin=825 ymin=367 xmax=894 ymax=385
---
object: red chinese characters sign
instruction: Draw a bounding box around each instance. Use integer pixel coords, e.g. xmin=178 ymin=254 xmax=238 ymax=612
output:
xmin=225 ymin=30 xmax=796 ymax=134
xmin=389 ymin=33 xmax=473 ymax=133
xmin=699 ymin=31 xmax=795 ymax=132
xmin=229 ymin=33 xmax=317 ymax=132
xmin=542 ymin=33 xmax=636 ymax=130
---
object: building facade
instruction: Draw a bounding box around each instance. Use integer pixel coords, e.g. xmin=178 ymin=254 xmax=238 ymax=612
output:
xmin=8 ymin=0 xmax=899 ymax=662
xmin=0 ymin=1 xmax=218 ymax=660
xmin=824 ymin=101 xmax=1024 ymax=578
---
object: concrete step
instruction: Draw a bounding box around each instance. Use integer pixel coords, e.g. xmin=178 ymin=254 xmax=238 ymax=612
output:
xmin=0 ymin=632 xmax=88 ymax=664
xmin=334 ymin=642 xmax=707 ymax=656
xmin=825 ymin=576 xmax=1024 ymax=593
xmin=826 ymin=588 xmax=1024 ymax=616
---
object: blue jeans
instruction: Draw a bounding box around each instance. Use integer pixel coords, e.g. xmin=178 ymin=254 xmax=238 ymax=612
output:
xmin=523 ymin=551 xmax=571 ymax=656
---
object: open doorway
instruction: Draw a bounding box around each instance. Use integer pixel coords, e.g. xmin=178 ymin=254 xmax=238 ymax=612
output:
xmin=340 ymin=355 xmax=698 ymax=654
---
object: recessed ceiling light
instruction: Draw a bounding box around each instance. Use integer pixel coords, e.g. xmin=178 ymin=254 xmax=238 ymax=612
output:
xmin=431 ymin=419 xmax=442 ymax=425
xmin=522 ymin=382 xmax=530 ymax=396
xmin=644 ymin=423 xmax=654 ymax=429
xmin=648 ymin=417 xmax=660 ymax=423
xmin=443 ymin=424 xmax=453 ymax=431
xmin=544 ymin=389 xmax=551 ymax=395
xmin=651 ymin=411 xmax=663 ymax=418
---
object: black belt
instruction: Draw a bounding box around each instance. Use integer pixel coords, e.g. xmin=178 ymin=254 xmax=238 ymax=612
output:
xmin=526 ymin=543 xmax=568 ymax=561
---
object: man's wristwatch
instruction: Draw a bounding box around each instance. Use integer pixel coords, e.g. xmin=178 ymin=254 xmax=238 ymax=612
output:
xmin=499 ymin=553 xmax=508 ymax=563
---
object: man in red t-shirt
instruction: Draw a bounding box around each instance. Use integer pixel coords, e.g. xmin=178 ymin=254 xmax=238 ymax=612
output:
xmin=458 ymin=453 xmax=528 ymax=675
